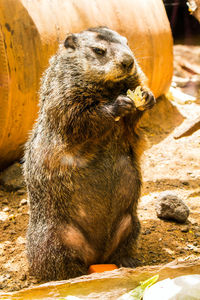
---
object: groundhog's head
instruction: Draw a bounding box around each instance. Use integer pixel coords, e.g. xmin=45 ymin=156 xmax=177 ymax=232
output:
xmin=62 ymin=27 xmax=136 ymax=83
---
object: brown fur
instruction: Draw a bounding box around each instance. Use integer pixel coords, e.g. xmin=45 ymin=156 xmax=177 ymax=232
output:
xmin=24 ymin=27 xmax=155 ymax=281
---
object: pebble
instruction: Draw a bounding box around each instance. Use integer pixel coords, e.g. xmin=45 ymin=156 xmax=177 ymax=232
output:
xmin=0 ymin=212 xmax=8 ymax=222
xmin=20 ymin=199 xmax=27 ymax=206
xmin=20 ymin=273 xmax=27 ymax=281
xmin=142 ymin=229 xmax=151 ymax=235
xmin=194 ymin=248 xmax=200 ymax=253
xmin=181 ymin=181 xmax=189 ymax=186
xmin=2 ymin=207 xmax=10 ymax=212
xmin=16 ymin=236 xmax=26 ymax=245
xmin=181 ymin=225 xmax=189 ymax=232
xmin=5 ymin=274 xmax=11 ymax=279
xmin=0 ymin=162 xmax=25 ymax=191
xmin=3 ymin=223 xmax=10 ymax=230
xmin=16 ymin=189 xmax=26 ymax=195
xmin=194 ymin=233 xmax=200 ymax=238
xmin=193 ymin=226 xmax=200 ymax=232
xmin=167 ymin=228 xmax=175 ymax=232
xmin=2 ymin=199 xmax=8 ymax=205
xmin=10 ymin=230 xmax=16 ymax=235
xmin=155 ymin=191 xmax=190 ymax=223
xmin=187 ymin=244 xmax=195 ymax=250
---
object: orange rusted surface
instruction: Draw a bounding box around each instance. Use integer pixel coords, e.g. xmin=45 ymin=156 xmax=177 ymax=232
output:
xmin=0 ymin=0 xmax=173 ymax=169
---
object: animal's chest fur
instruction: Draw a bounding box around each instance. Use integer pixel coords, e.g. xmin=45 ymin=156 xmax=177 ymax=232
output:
xmin=65 ymin=136 xmax=141 ymax=257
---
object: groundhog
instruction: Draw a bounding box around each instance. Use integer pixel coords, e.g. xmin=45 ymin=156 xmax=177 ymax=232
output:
xmin=24 ymin=26 xmax=155 ymax=281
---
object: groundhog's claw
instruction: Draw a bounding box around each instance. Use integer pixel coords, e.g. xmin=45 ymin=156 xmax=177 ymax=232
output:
xmin=138 ymin=89 xmax=156 ymax=111
xmin=114 ymin=95 xmax=136 ymax=120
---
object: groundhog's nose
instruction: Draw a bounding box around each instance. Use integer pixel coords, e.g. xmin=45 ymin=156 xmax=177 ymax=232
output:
xmin=121 ymin=55 xmax=134 ymax=72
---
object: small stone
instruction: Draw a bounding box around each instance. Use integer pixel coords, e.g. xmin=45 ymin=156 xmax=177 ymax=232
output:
xmin=0 ymin=191 xmax=4 ymax=197
xmin=16 ymin=236 xmax=26 ymax=245
xmin=194 ymin=248 xmax=200 ymax=253
xmin=142 ymin=229 xmax=151 ymax=235
xmin=2 ymin=207 xmax=10 ymax=212
xmin=20 ymin=273 xmax=27 ymax=281
xmin=167 ymin=228 xmax=175 ymax=232
xmin=187 ymin=244 xmax=195 ymax=250
xmin=181 ymin=225 xmax=189 ymax=232
xmin=180 ymin=249 xmax=185 ymax=254
xmin=191 ymin=220 xmax=198 ymax=226
xmin=16 ymin=188 xmax=26 ymax=195
xmin=0 ymin=212 xmax=8 ymax=222
xmin=2 ymin=199 xmax=8 ymax=205
xmin=20 ymin=199 xmax=27 ymax=206
xmin=194 ymin=233 xmax=200 ymax=238
xmin=0 ymin=162 xmax=25 ymax=191
xmin=193 ymin=241 xmax=198 ymax=246
xmin=8 ymin=214 xmax=15 ymax=222
xmin=155 ymin=191 xmax=190 ymax=223
xmin=194 ymin=226 xmax=200 ymax=232
xmin=3 ymin=222 xmax=9 ymax=230
xmin=10 ymin=230 xmax=16 ymax=235
xmin=181 ymin=181 xmax=189 ymax=186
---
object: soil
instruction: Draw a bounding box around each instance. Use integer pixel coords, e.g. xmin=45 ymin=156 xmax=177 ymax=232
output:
xmin=0 ymin=45 xmax=200 ymax=293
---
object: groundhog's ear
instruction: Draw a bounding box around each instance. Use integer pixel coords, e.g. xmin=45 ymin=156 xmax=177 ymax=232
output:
xmin=64 ymin=34 xmax=77 ymax=50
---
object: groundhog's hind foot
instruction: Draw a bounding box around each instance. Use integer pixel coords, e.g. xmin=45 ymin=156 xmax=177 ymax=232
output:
xmin=117 ymin=256 xmax=141 ymax=268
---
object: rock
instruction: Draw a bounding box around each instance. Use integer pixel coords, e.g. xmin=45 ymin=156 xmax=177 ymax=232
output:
xmin=181 ymin=225 xmax=189 ymax=232
xmin=20 ymin=273 xmax=27 ymax=281
xmin=3 ymin=222 xmax=10 ymax=230
xmin=0 ymin=212 xmax=9 ymax=222
xmin=16 ymin=236 xmax=26 ymax=245
xmin=0 ymin=162 xmax=25 ymax=191
xmin=16 ymin=188 xmax=26 ymax=195
xmin=2 ymin=207 xmax=10 ymax=212
xmin=194 ymin=232 xmax=200 ymax=238
xmin=20 ymin=199 xmax=27 ymax=206
xmin=2 ymin=199 xmax=8 ymax=205
xmin=179 ymin=249 xmax=185 ymax=254
xmin=155 ymin=192 xmax=190 ymax=223
xmin=142 ymin=229 xmax=151 ymax=235
xmin=181 ymin=181 xmax=189 ymax=186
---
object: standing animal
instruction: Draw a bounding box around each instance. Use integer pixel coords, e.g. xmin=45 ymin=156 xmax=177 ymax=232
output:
xmin=24 ymin=26 xmax=155 ymax=281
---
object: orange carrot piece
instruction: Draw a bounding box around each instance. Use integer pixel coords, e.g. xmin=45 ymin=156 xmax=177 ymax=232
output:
xmin=88 ymin=264 xmax=118 ymax=274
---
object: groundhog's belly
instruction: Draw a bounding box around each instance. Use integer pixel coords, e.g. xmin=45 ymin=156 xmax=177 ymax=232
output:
xmin=62 ymin=150 xmax=140 ymax=264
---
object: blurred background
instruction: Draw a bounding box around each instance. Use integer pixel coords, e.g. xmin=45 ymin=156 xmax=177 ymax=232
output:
xmin=164 ymin=0 xmax=200 ymax=44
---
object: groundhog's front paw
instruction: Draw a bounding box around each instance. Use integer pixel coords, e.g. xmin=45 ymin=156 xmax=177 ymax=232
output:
xmin=138 ymin=88 xmax=156 ymax=111
xmin=118 ymin=256 xmax=141 ymax=268
xmin=113 ymin=95 xmax=136 ymax=120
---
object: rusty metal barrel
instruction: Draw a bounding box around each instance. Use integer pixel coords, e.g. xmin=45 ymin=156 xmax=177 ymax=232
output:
xmin=0 ymin=0 xmax=173 ymax=169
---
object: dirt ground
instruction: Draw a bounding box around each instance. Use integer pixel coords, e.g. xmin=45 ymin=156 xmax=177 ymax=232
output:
xmin=0 ymin=45 xmax=200 ymax=293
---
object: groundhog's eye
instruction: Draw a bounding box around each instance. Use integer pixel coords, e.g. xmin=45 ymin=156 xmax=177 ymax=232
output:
xmin=92 ymin=47 xmax=106 ymax=56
